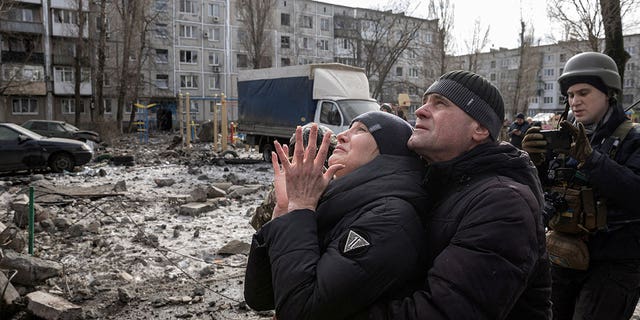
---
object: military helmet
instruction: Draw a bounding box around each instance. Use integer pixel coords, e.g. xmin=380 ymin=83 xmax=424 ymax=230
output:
xmin=380 ymin=103 xmax=393 ymax=113
xmin=558 ymin=52 xmax=621 ymax=94
xmin=288 ymin=123 xmax=337 ymax=157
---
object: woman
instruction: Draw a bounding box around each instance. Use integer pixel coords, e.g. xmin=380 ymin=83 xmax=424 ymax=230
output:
xmin=244 ymin=111 xmax=430 ymax=320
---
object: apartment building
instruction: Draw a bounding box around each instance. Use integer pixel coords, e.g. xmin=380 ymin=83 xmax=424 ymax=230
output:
xmin=449 ymin=35 xmax=640 ymax=121
xmin=0 ymin=0 xmax=438 ymax=126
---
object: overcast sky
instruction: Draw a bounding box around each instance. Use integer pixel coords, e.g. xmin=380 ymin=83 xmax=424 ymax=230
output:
xmin=320 ymin=0 xmax=561 ymax=54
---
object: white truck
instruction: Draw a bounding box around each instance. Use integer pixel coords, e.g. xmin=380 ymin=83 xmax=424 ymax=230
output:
xmin=237 ymin=63 xmax=379 ymax=161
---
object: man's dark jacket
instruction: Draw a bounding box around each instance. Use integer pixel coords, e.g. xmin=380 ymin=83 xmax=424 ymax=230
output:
xmin=244 ymin=155 xmax=430 ymax=320
xmin=577 ymin=104 xmax=640 ymax=260
xmin=509 ymin=120 xmax=531 ymax=148
xmin=367 ymin=142 xmax=552 ymax=320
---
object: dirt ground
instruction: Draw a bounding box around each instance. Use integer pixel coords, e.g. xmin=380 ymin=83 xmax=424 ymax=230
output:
xmin=1 ymin=133 xmax=275 ymax=319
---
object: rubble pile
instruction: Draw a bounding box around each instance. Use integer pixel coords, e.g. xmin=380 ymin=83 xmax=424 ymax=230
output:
xmin=0 ymin=134 xmax=274 ymax=319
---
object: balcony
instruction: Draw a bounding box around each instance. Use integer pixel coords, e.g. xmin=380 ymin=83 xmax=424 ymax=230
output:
xmin=0 ymin=20 xmax=43 ymax=34
xmin=1 ymin=51 xmax=45 ymax=64
xmin=52 ymin=54 xmax=74 ymax=65
xmin=53 ymin=81 xmax=92 ymax=96
xmin=1 ymin=81 xmax=46 ymax=95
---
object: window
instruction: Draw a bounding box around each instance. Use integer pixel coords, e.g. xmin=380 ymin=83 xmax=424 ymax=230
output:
xmin=8 ymin=8 xmax=36 ymax=22
xmin=104 ymin=76 xmax=111 ymax=87
xmin=545 ymin=54 xmax=554 ymax=62
xmin=156 ymin=74 xmax=169 ymax=88
xmin=281 ymin=36 xmax=290 ymax=49
xmin=179 ymin=25 xmax=195 ymax=38
xmin=623 ymin=94 xmax=634 ymax=104
xmin=396 ymin=67 xmax=403 ymax=77
xmin=543 ymin=68 xmax=554 ymax=76
xmin=340 ymin=38 xmax=349 ymax=49
xmin=320 ymin=18 xmax=330 ymax=31
xmin=12 ymin=98 xmax=38 ymax=114
xmin=180 ymin=75 xmax=198 ymax=88
xmin=302 ymin=16 xmax=312 ymax=28
xmin=155 ymin=0 xmax=168 ymax=11
xmin=179 ymin=0 xmax=195 ymax=13
xmin=543 ymin=96 xmax=553 ymax=104
xmin=179 ymin=50 xmax=198 ymax=63
xmin=625 ymin=78 xmax=635 ymax=88
xmin=320 ymin=102 xmax=342 ymax=125
xmin=302 ymin=37 xmax=310 ymax=49
xmin=156 ymin=49 xmax=168 ymax=63
xmin=281 ymin=58 xmax=291 ymax=66
xmin=154 ymin=23 xmax=169 ymax=38
xmin=545 ymin=82 xmax=554 ymax=90
xmin=208 ymin=3 xmax=221 ymax=18
xmin=490 ymin=73 xmax=496 ymax=81
xmin=55 ymin=67 xmax=74 ymax=82
xmin=209 ymin=75 xmax=220 ymax=89
xmin=62 ymin=99 xmax=84 ymax=114
xmin=627 ymin=62 xmax=636 ymax=71
xmin=238 ymin=30 xmax=248 ymax=43
xmin=54 ymin=9 xmax=77 ymax=24
xmin=425 ymin=33 xmax=432 ymax=44
xmin=625 ymin=46 xmax=637 ymax=55
xmin=319 ymin=39 xmax=329 ymax=51
xmin=559 ymin=53 xmax=567 ymax=62
xmin=281 ymin=13 xmax=290 ymax=26
xmin=207 ymin=27 xmax=221 ymax=41
xmin=104 ymin=99 xmax=112 ymax=114
xmin=490 ymin=60 xmax=496 ymax=68
xmin=237 ymin=54 xmax=248 ymax=68
xmin=209 ymin=52 xmax=221 ymax=65
xmin=409 ymin=68 xmax=419 ymax=77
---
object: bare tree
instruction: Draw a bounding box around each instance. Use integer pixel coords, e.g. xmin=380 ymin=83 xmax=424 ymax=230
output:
xmin=512 ymin=19 xmax=540 ymax=116
xmin=91 ymin=0 xmax=108 ymax=123
xmin=601 ymin=0 xmax=630 ymax=85
xmin=237 ymin=0 xmax=276 ymax=69
xmin=358 ymin=5 xmax=424 ymax=102
xmin=464 ymin=18 xmax=490 ymax=72
xmin=548 ymin=0 xmax=602 ymax=51
xmin=427 ymin=0 xmax=454 ymax=75
xmin=72 ymin=0 xmax=87 ymax=125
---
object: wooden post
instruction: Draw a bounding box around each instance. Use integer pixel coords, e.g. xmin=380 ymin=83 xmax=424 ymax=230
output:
xmin=213 ymin=95 xmax=218 ymax=151
xmin=178 ymin=93 xmax=184 ymax=145
xmin=221 ymin=93 xmax=228 ymax=151
xmin=185 ymin=93 xmax=191 ymax=147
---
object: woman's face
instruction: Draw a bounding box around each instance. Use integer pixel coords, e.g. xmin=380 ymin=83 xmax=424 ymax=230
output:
xmin=328 ymin=121 xmax=379 ymax=179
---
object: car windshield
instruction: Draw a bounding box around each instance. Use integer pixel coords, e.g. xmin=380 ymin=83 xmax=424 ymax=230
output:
xmin=62 ymin=122 xmax=80 ymax=131
xmin=336 ymin=100 xmax=380 ymax=123
xmin=5 ymin=123 xmax=43 ymax=139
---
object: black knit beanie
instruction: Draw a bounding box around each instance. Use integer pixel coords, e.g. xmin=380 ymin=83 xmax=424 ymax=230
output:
xmin=350 ymin=111 xmax=414 ymax=157
xmin=425 ymin=70 xmax=505 ymax=140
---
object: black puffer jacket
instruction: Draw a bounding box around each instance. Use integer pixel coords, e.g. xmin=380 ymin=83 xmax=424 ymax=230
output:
xmin=368 ymin=142 xmax=552 ymax=320
xmin=244 ymin=155 xmax=430 ymax=320
xmin=579 ymin=104 xmax=640 ymax=261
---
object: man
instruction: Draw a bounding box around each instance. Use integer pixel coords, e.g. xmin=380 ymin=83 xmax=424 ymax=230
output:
xmin=523 ymin=52 xmax=640 ymax=320
xmin=508 ymin=112 xmax=530 ymax=149
xmin=275 ymin=70 xmax=552 ymax=319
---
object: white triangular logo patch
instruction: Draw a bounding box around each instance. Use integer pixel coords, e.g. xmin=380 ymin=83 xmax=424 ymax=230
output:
xmin=343 ymin=230 xmax=370 ymax=253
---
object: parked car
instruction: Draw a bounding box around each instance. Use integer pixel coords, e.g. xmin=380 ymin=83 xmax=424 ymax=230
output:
xmin=22 ymin=120 xmax=101 ymax=143
xmin=0 ymin=123 xmax=93 ymax=173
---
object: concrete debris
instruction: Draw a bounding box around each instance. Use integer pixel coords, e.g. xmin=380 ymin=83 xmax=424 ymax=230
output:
xmin=154 ymin=178 xmax=176 ymax=187
xmin=0 ymin=250 xmax=63 ymax=285
xmin=0 ymin=270 xmax=20 ymax=307
xmin=26 ymin=291 xmax=82 ymax=320
xmin=217 ymin=240 xmax=251 ymax=256
xmin=0 ymin=226 xmax=27 ymax=253
xmin=179 ymin=202 xmax=217 ymax=217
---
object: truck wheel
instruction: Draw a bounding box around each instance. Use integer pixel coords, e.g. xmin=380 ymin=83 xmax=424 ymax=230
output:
xmin=220 ymin=150 xmax=238 ymax=159
xmin=49 ymin=153 xmax=74 ymax=172
xmin=262 ymin=144 xmax=273 ymax=162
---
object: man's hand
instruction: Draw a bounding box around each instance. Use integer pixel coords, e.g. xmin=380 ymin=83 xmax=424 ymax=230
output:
xmin=522 ymin=126 xmax=547 ymax=166
xmin=273 ymin=124 xmax=344 ymax=213
xmin=560 ymin=121 xmax=593 ymax=168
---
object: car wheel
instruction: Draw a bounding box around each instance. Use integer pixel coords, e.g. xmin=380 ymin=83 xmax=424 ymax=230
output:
xmin=49 ymin=153 xmax=74 ymax=173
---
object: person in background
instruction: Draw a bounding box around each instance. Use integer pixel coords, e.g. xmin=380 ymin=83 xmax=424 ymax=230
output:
xmin=244 ymin=112 xmax=430 ymax=320
xmin=271 ymin=70 xmax=551 ymax=320
xmin=379 ymin=103 xmax=393 ymax=114
xmin=508 ymin=112 xmax=530 ymax=149
xmin=523 ymin=51 xmax=640 ymax=320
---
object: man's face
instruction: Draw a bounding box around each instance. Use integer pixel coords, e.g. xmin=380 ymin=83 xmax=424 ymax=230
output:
xmin=516 ymin=118 xmax=524 ymax=125
xmin=566 ymin=83 xmax=609 ymax=125
xmin=408 ymin=93 xmax=481 ymax=163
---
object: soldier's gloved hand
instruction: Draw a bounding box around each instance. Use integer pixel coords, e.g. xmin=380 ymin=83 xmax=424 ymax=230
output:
xmin=560 ymin=121 xmax=593 ymax=168
xmin=522 ymin=126 xmax=547 ymax=166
